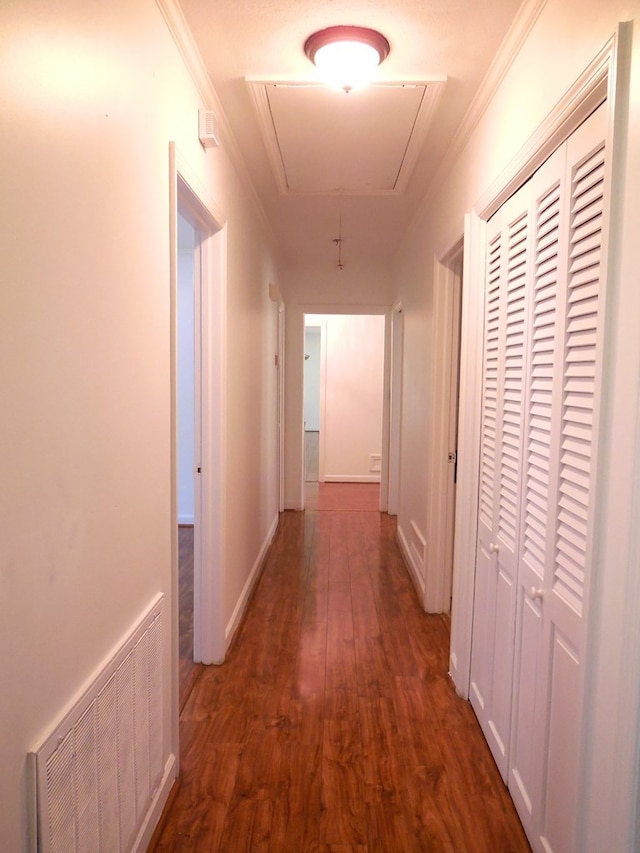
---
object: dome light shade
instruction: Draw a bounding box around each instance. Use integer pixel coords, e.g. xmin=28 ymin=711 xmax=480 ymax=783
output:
xmin=304 ymin=26 xmax=390 ymax=93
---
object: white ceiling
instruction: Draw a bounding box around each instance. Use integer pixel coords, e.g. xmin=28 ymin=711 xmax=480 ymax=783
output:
xmin=176 ymin=0 xmax=526 ymax=270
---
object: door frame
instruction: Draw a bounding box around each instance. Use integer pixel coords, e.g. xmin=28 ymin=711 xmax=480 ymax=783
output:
xmin=423 ymin=242 xmax=463 ymax=613
xmin=387 ymin=302 xmax=403 ymax=516
xmin=277 ymin=299 xmax=285 ymax=512
xmin=169 ymin=145 xmax=227 ymax=748
xmin=284 ymin=304 xmax=390 ymax=511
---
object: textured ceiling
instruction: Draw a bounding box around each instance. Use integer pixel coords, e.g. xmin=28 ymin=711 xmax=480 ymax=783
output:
xmin=176 ymin=0 xmax=526 ymax=270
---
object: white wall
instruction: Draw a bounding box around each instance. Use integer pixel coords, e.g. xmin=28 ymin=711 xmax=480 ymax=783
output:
xmin=177 ymin=214 xmax=195 ymax=524
xmin=306 ymin=314 xmax=385 ymax=482
xmin=391 ymin=2 xmax=640 ymax=850
xmin=0 ymin=1 xmax=281 ymax=849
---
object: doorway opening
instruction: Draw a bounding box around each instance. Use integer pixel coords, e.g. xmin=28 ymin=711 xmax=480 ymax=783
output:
xmin=170 ymin=146 xmax=228 ymax=740
xmin=423 ymin=242 xmax=463 ymax=614
xmin=303 ymin=312 xmax=386 ymax=512
xmin=176 ymin=211 xmax=199 ymax=707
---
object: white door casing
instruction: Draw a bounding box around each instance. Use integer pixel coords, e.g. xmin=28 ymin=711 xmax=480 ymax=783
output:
xmin=388 ymin=303 xmax=403 ymax=516
xmin=170 ymin=145 xmax=228 ymax=677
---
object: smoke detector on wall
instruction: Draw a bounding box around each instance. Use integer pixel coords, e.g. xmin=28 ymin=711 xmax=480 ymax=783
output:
xmin=198 ymin=109 xmax=220 ymax=148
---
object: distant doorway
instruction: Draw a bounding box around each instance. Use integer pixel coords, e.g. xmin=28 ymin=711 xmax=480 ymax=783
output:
xmin=303 ymin=313 xmax=385 ymax=508
xmin=304 ymin=324 xmax=321 ymax=482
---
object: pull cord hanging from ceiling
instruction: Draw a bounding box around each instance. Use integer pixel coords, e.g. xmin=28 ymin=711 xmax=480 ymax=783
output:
xmin=333 ymin=213 xmax=345 ymax=270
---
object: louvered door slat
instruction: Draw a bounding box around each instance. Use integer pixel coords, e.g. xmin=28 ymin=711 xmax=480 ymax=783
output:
xmin=554 ymin=141 xmax=604 ymax=616
xmin=479 ymin=232 xmax=502 ymax=531
xmin=522 ymin=182 xmax=559 ymax=578
xmin=499 ymin=213 xmax=527 ymax=551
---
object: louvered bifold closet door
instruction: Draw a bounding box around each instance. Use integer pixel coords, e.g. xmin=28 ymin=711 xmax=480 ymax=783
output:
xmin=508 ymin=102 xmax=608 ymax=853
xmin=508 ymin=144 xmax=566 ymax=838
xmin=470 ymin=186 xmax=530 ymax=781
xmin=536 ymin=102 xmax=608 ymax=853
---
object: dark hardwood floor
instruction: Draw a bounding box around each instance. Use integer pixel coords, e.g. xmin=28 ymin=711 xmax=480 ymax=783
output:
xmin=178 ymin=525 xmax=202 ymax=711
xmin=157 ymin=496 xmax=530 ymax=852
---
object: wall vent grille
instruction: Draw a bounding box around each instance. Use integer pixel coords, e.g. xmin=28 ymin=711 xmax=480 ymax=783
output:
xmin=29 ymin=595 xmax=164 ymax=853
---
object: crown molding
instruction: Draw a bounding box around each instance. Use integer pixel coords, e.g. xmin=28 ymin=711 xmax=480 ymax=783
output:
xmin=474 ymin=31 xmax=613 ymax=220
xmin=155 ymin=0 xmax=278 ymax=249
xmin=437 ymin=0 xmax=548 ymax=183
xmin=404 ymin=0 xmax=548 ymax=244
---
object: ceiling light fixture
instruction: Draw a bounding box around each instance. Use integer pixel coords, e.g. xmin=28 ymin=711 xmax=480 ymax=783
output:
xmin=304 ymin=26 xmax=390 ymax=94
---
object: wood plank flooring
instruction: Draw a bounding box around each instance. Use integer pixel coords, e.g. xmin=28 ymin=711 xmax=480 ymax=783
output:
xmin=178 ymin=525 xmax=202 ymax=710
xmin=155 ymin=498 xmax=531 ymax=852
xmin=305 ymin=482 xmax=380 ymax=512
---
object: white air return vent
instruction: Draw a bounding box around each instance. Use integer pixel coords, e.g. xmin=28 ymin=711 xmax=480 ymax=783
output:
xmin=29 ymin=594 xmax=165 ymax=853
xmin=198 ymin=109 xmax=220 ymax=148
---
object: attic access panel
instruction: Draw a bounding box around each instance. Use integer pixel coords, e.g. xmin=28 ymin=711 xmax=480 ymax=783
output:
xmin=248 ymin=80 xmax=445 ymax=195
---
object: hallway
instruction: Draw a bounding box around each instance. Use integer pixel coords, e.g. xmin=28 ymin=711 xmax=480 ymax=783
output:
xmin=154 ymin=497 xmax=530 ymax=852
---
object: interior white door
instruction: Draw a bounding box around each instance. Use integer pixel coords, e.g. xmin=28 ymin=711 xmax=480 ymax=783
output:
xmin=469 ymin=184 xmax=530 ymax=780
xmin=470 ymin=101 xmax=609 ymax=853
xmin=510 ymin=102 xmax=608 ymax=853
xmin=507 ymin=140 xmax=567 ymax=839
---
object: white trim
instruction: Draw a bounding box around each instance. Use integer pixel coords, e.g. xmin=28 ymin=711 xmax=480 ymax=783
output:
xmin=170 ymin=144 xmax=228 ymax=700
xmin=317 ymin=318 xmax=328 ymax=486
xmin=155 ymin=0 xmax=276 ymax=246
xmin=423 ymin=239 xmax=464 ymax=614
xmin=576 ymin=22 xmax=639 ymax=853
xmin=178 ymin=514 xmax=195 ymax=526
xmin=409 ymin=0 xmax=548 ymax=235
xmin=323 ymin=475 xmax=382 ymax=484
xmin=396 ymin=523 xmax=426 ymax=600
xmin=444 ymin=0 xmax=548 ymax=174
xmin=276 ymin=300 xmax=286 ymax=513
xmin=449 ymin=212 xmax=486 ymax=697
xmin=225 ymin=513 xmax=279 ymax=651
xmin=474 ymin=33 xmax=612 ymax=220
xmin=387 ymin=302 xmax=404 ymax=516
xmin=131 ymin=754 xmax=177 ymax=853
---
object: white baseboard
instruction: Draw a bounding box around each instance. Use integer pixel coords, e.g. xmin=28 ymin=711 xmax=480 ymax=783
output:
xmin=225 ymin=513 xmax=279 ymax=651
xmin=178 ymin=513 xmax=194 ymax=525
xmin=132 ymin=753 xmax=177 ymax=853
xmin=397 ymin=522 xmax=425 ymax=601
xmin=323 ymin=474 xmax=381 ymax=483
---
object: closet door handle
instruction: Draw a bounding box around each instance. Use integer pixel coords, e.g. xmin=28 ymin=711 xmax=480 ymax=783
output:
xmin=529 ymin=587 xmax=544 ymax=602
xmin=489 ymin=543 xmax=500 ymax=554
